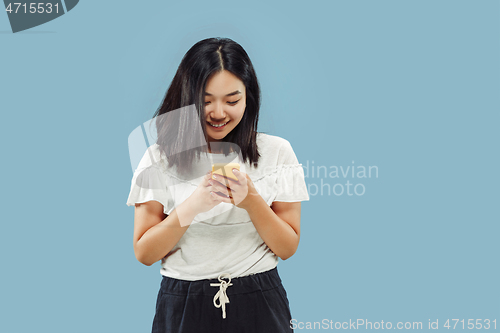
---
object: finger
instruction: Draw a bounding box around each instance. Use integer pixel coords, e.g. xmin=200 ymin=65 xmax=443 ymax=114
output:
xmin=231 ymin=169 xmax=244 ymax=183
xmin=210 ymin=191 xmax=221 ymax=201
xmin=233 ymin=169 xmax=247 ymax=186
xmin=213 ymin=172 xmax=243 ymax=197
xmin=211 ymin=176 xmax=233 ymax=195
xmin=212 ymin=180 xmax=231 ymax=196
xmin=213 ymin=172 xmax=240 ymax=185
xmin=221 ymin=176 xmax=239 ymax=194
xmin=211 ymin=190 xmax=232 ymax=202
xmin=203 ymin=171 xmax=213 ymax=186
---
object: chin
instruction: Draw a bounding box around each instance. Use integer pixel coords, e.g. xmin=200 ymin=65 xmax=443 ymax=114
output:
xmin=206 ymin=127 xmax=232 ymax=140
xmin=206 ymin=131 xmax=224 ymax=141
xmin=210 ymin=134 xmax=228 ymax=141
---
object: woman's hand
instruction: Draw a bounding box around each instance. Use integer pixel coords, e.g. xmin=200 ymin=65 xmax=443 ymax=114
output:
xmin=209 ymin=169 xmax=260 ymax=211
xmin=185 ymin=171 xmax=224 ymax=215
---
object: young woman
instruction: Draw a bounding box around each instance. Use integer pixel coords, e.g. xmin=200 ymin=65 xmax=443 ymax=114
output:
xmin=126 ymin=37 xmax=309 ymax=333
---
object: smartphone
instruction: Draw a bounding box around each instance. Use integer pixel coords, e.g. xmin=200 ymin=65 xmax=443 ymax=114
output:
xmin=212 ymin=163 xmax=240 ymax=181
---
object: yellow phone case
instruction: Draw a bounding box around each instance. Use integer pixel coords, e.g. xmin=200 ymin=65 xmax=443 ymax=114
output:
xmin=212 ymin=163 xmax=240 ymax=181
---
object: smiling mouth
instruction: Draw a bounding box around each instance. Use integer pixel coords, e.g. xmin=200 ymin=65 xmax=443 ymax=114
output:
xmin=208 ymin=121 xmax=229 ymax=128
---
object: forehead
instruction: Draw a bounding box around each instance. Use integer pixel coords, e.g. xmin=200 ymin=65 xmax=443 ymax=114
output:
xmin=205 ymin=70 xmax=245 ymax=97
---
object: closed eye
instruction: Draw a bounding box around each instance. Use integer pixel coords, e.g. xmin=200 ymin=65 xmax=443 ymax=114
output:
xmin=205 ymin=100 xmax=240 ymax=105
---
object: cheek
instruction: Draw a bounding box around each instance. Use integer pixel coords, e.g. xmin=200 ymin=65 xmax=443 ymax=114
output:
xmin=234 ymin=103 xmax=246 ymax=120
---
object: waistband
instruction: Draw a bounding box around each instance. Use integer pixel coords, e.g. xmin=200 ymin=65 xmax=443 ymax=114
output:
xmin=159 ymin=266 xmax=282 ymax=297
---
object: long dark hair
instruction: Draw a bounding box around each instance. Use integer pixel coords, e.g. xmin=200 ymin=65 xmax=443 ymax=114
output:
xmin=152 ymin=37 xmax=261 ymax=175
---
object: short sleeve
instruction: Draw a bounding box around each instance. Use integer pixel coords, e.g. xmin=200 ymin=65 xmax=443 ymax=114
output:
xmin=273 ymin=140 xmax=310 ymax=202
xmin=126 ymin=145 xmax=175 ymax=215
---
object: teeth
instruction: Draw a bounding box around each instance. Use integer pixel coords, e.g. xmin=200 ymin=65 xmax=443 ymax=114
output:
xmin=209 ymin=121 xmax=228 ymax=128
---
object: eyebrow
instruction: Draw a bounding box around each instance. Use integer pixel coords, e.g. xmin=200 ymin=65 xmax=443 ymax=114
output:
xmin=204 ymin=90 xmax=242 ymax=97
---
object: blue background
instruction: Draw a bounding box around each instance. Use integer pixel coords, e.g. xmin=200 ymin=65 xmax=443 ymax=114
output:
xmin=1 ymin=0 xmax=498 ymax=332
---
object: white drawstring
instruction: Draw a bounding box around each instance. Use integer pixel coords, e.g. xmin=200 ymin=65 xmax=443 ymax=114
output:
xmin=210 ymin=273 xmax=233 ymax=319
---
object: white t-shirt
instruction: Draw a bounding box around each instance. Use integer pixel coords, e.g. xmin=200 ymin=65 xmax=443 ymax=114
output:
xmin=126 ymin=132 xmax=309 ymax=281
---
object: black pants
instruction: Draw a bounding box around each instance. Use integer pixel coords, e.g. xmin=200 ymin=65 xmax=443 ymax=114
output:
xmin=152 ymin=266 xmax=294 ymax=333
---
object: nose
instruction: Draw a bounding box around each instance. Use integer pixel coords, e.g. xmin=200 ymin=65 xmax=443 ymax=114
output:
xmin=210 ymin=102 xmax=226 ymax=120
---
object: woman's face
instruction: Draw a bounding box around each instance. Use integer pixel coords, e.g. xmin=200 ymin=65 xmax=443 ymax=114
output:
xmin=204 ymin=70 xmax=246 ymax=144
